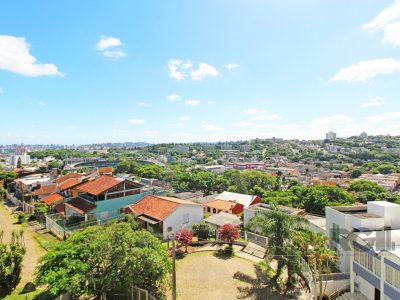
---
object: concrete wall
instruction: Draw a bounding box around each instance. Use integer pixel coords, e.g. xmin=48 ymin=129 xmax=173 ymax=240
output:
xmin=163 ymin=204 xmax=203 ymax=240
xmin=351 ymin=216 xmax=384 ymax=231
xmin=355 ymin=274 xmax=375 ymax=300
xmin=313 ymin=279 xmax=349 ymax=298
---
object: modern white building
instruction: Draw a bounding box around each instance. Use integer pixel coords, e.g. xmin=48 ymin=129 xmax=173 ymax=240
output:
xmin=7 ymin=154 xmax=31 ymax=167
xmin=326 ymin=201 xmax=400 ymax=299
xmin=326 ymin=131 xmax=337 ymax=141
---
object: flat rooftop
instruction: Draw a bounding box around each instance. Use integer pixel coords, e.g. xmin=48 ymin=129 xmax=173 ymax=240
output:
xmin=331 ymin=205 xmax=367 ymax=214
xmin=352 ymin=213 xmax=382 ymax=219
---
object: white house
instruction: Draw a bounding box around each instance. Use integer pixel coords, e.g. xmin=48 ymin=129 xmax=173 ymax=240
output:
xmin=125 ymin=195 xmax=203 ymax=240
xmin=326 ymin=201 xmax=400 ymax=299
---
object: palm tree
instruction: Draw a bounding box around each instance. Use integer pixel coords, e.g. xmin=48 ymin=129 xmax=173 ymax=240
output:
xmin=246 ymin=205 xmax=309 ymax=291
xmin=294 ymin=230 xmax=337 ymax=300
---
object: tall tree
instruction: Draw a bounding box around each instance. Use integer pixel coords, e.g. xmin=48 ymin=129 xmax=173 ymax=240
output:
xmin=36 ymin=222 xmax=171 ymax=298
xmin=0 ymin=230 xmax=25 ymax=297
xmin=246 ymin=206 xmax=309 ymax=290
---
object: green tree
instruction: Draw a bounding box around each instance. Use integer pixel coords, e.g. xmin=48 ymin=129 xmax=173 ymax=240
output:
xmin=294 ymin=230 xmax=337 ymax=300
xmin=16 ymin=157 xmax=22 ymax=168
xmin=0 ymin=170 xmax=17 ymax=188
xmin=348 ymin=180 xmax=386 ymax=194
xmin=0 ymin=230 xmax=25 ymax=297
xmin=246 ymin=206 xmax=309 ymax=290
xmin=36 ymin=222 xmax=171 ymax=298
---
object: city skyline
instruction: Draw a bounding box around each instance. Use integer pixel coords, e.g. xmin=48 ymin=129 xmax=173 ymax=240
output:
xmin=1 ymin=1 xmax=400 ymax=144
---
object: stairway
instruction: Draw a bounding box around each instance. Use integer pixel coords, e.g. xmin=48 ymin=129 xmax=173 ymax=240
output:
xmin=337 ymin=292 xmax=369 ymax=300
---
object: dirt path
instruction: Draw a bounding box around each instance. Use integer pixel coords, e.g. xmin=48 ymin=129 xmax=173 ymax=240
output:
xmin=0 ymin=204 xmax=46 ymax=288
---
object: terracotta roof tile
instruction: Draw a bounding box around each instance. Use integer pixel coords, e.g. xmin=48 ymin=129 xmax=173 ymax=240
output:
xmin=76 ymin=175 xmax=122 ymax=196
xmin=54 ymin=173 xmax=84 ymax=184
xmin=41 ymin=193 xmax=64 ymax=205
xmin=54 ymin=203 xmax=65 ymax=215
xmin=126 ymin=195 xmax=198 ymax=221
xmin=32 ymin=184 xmax=57 ymax=196
xmin=65 ymin=197 xmax=97 ymax=214
xmin=58 ymin=178 xmax=80 ymax=191
xmin=204 ymin=199 xmax=236 ymax=211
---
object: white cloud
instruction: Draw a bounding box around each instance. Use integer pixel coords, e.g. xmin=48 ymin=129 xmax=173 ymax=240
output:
xmin=361 ymin=97 xmax=386 ymax=108
xmin=200 ymin=123 xmax=224 ymax=132
xmin=363 ymin=1 xmax=400 ymax=31
xmin=330 ymin=58 xmax=400 ymax=82
xmin=128 ymin=119 xmax=145 ymax=125
xmin=96 ymin=36 xmax=122 ymax=51
xmin=311 ymin=115 xmax=353 ymax=127
xmin=184 ymin=99 xmax=200 ymax=106
xmin=96 ymin=36 xmax=126 ymax=58
xmin=179 ymin=116 xmax=191 ymax=121
xmin=365 ymin=111 xmax=400 ymax=122
xmin=244 ymin=108 xmax=267 ymax=115
xmin=167 ymin=59 xmax=219 ymax=81
xmin=0 ymin=35 xmax=63 ymax=77
xmin=167 ymin=59 xmax=186 ymax=81
xmin=137 ymin=102 xmax=150 ymax=107
xmin=190 ymin=63 xmax=219 ymax=80
xmin=103 ymin=50 xmax=127 ymax=58
xmin=383 ymin=21 xmax=400 ymax=46
xmin=243 ymin=108 xmax=280 ymax=122
xmin=168 ymin=94 xmax=180 ymax=102
xmin=224 ymin=63 xmax=240 ymax=70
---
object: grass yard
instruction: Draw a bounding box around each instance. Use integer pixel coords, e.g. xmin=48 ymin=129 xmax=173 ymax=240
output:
xmin=170 ymin=251 xmax=285 ymax=300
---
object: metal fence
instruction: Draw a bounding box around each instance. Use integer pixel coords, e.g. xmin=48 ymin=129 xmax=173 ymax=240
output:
xmin=242 ymin=230 xmax=268 ymax=248
xmin=300 ymin=257 xmax=315 ymax=300
xmin=46 ymin=213 xmax=70 ymax=239
xmin=102 ymin=286 xmax=158 ymax=300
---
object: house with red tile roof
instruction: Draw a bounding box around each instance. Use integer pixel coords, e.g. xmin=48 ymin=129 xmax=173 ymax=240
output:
xmin=203 ymin=191 xmax=261 ymax=215
xmin=40 ymin=193 xmax=64 ymax=207
xmin=32 ymin=183 xmax=57 ymax=199
xmin=58 ymin=175 xmax=148 ymax=225
xmin=125 ymin=195 xmax=203 ymax=240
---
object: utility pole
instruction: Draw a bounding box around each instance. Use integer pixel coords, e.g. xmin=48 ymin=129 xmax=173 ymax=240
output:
xmin=172 ymin=236 xmax=177 ymax=300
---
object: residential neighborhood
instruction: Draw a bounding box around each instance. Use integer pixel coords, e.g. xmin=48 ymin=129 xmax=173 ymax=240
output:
xmin=2 ymin=1 xmax=400 ymax=299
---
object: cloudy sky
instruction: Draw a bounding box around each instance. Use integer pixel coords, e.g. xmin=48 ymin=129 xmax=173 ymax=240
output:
xmin=1 ymin=0 xmax=400 ymax=144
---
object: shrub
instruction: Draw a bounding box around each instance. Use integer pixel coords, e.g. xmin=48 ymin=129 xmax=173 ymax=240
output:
xmin=193 ymin=222 xmax=214 ymax=240
xmin=17 ymin=212 xmax=28 ymax=224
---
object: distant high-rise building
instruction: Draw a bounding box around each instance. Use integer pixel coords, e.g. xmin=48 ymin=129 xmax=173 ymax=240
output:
xmin=15 ymin=145 xmax=27 ymax=155
xmin=359 ymin=132 xmax=368 ymax=139
xmin=326 ymin=131 xmax=337 ymax=141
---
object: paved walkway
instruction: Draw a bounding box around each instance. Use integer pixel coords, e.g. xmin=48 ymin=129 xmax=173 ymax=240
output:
xmin=0 ymin=203 xmax=46 ymax=288
xmin=195 ymin=243 xmax=264 ymax=263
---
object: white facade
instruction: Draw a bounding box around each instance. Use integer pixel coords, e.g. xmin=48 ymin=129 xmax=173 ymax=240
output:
xmin=326 ymin=202 xmax=400 ymax=299
xmin=7 ymin=154 xmax=31 ymax=166
xmin=326 ymin=131 xmax=337 ymax=140
xmin=162 ymin=204 xmax=203 ymax=240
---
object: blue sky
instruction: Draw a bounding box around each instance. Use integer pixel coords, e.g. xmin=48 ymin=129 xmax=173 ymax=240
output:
xmin=1 ymin=0 xmax=400 ymax=144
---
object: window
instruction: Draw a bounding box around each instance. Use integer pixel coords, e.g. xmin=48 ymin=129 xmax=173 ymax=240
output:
xmin=332 ymin=223 xmax=340 ymax=243
xmin=386 ymin=263 xmax=400 ymax=289
xmin=354 ymin=246 xmax=381 ymax=276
